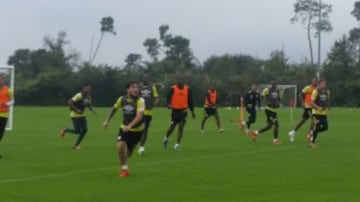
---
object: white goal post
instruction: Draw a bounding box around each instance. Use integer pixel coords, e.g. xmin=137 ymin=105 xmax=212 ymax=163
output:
xmin=0 ymin=66 xmax=15 ymax=130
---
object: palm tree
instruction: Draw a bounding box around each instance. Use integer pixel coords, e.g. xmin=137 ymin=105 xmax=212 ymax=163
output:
xmin=89 ymin=16 xmax=116 ymax=65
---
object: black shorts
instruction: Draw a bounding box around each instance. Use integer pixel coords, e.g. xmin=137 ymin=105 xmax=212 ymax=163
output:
xmin=312 ymin=114 xmax=328 ymax=131
xmin=118 ymin=129 xmax=143 ymax=153
xmin=143 ymin=115 xmax=152 ymax=127
xmin=302 ymin=108 xmax=312 ymax=119
xmin=204 ymin=107 xmax=218 ymax=116
xmin=265 ymin=109 xmax=278 ymax=124
xmin=171 ymin=110 xmax=187 ymax=125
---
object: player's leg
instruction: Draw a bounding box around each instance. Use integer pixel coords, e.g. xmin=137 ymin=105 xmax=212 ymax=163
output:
xmin=214 ymin=108 xmax=224 ymax=132
xmin=200 ymin=108 xmax=210 ymax=132
xmin=272 ymin=114 xmax=281 ymax=145
xmin=74 ymin=117 xmax=88 ymax=150
xmin=251 ymin=109 xmax=273 ymax=141
xmin=0 ymin=117 xmax=8 ymax=142
xmin=175 ymin=122 xmax=185 ymax=150
xmin=117 ymin=129 xmax=130 ymax=177
xmin=138 ymin=115 xmax=151 ymax=154
xmin=246 ymin=107 xmax=256 ymax=134
xmin=289 ymin=109 xmax=311 ymax=142
xmin=164 ymin=110 xmax=178 ymax=148
xmin=174 ymin=112 xmax=187 ymax=150
xmin=0 ymin=117 xmax=8 ymax=158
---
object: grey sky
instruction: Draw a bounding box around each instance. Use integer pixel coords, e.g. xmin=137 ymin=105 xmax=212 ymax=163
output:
xmin=0 ymin=0 xmax=358 ymax=66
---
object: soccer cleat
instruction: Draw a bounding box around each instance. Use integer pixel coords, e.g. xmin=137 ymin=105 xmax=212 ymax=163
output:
xmin=120 ymin=169 xmax=130 ymax=178
xmin=200 ymin=129 xmax=205 ymax=134
xmin=273 ymin=139 xmax=282 ymax=145
xmin=174 ymin=144 xmax=180 ymax=150
xmin=163 ymin=138 xmax=168 ymax=149
xmin=288 ymin=131 xmax=295 ymax=142
xmin=310 ymin=143 xmax=318 ymax=149
xmin=251 ymin=131 xmax=257 ymax=142
xmin=74 ymin=145 xmax=81 ymax=150
xmin=239 ymin=122 xmax=245 ymax=131
xmin=245 ymin=129 xmax=250 ymax=137
xmin=60 ymin=128 xmax=67 ymax=138
xmin=138 ymin=147 xmax=145 ymax=155
xmin=219 ymin=128 xmax=224 ymax=133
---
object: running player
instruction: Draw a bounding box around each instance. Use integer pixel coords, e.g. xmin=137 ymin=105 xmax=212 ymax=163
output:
xmin=309 ymin=79 xmax=330 ymax=149
xmin=138 ymin=74 xmax=159 ymax=155
xmin=288 ymin=77 xmax=318 ymax=142
xmin=251 ymin=80 xmax=282 ymax=145
xmin=0 ymin=75 xmax=14 ymax=158
xmin=60 ymin=84 xmax=97 ymax=150
xmin=163 ymin=76 xmax=195 ymax=150
xmin=103 ymin=81 xmax=145 ymax=178
xmin=200 ymin=83 xmax=224 ymax=133
xmin=243 ymin=83 xmax=261 ymax=135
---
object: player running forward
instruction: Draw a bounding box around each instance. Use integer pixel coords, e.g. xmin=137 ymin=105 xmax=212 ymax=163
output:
xmin=103 ymin=81 xmax=145 ymax=178
xmin=163 ymin=76 xmax=195 ymax=150
xmin=288 ymin=77 xmax=318 ymax=142
xmin=200 ymin=83 xmax=224 ymax=133
xmin=251 ymin=80 xmax=282 ymax=145
xmin=138 ymin=74 xmax=159 ymax=155
xmin=0 ymin=75 xmax=14 ymax=159
xmin=60 ymin=84 xmax=97 ymax=150
xmin=243 ymin=83 xmax=261 ymax=136
xmin=308 ymin=79 xmax=330 ymax=149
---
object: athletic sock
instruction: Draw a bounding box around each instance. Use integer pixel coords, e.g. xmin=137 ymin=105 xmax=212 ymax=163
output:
xmin=122 ymin=164 xmax=128 ymax=170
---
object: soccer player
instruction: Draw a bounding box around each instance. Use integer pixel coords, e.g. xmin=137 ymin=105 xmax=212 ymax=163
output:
xmin=243 ymin=83 xmax=261 ymax=135
xmin=200 ymin=83 xmax=224 ymax=133
xmin=251 ymin=80 xmax=282 ymax=145
xmin=103 ymin=81 xmax=145 ymax=178
xmin=163 ymin=76 xmax=195 ymax=150
xmin=138 ymin=74 xmax=159 ymax=155
xmin=60 ymin=84 xmax=97 ymax=150
xmin=288 ymin=77 xmax=318 ymax=142
xmin=309 ymin=79 xmax=330 ymax=149
xmin=0 ymin=75 xmax=14 ymax=159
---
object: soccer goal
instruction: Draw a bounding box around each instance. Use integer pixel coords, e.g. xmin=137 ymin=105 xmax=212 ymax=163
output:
xmin=257 ymin=84 xmax=297 ymax=123
xmin=0 ymin=66 xmax=15 ymax=130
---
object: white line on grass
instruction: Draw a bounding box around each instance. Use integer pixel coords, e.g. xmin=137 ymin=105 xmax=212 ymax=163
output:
xmin=0 ymin=139 xmax=352 ymax=184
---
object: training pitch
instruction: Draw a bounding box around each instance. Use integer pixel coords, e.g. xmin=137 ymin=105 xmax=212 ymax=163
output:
xmin=0 ymin=107 xmax=359 ymax=202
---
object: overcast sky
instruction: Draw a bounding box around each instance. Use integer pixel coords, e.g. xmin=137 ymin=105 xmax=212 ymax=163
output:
xmin=0 ymin=0 xmax=358 ymax=66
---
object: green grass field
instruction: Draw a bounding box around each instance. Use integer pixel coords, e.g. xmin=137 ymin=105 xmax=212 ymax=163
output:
xmin=0 ymin=107 xmax=359 ymax=202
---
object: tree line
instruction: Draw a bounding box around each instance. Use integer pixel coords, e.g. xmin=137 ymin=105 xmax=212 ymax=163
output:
xmin=6 ymin=0 xmax=360 ymax=107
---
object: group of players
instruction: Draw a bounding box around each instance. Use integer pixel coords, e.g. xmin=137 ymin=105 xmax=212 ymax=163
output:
xmin=0 ymin=74 xmax=326 ymax=178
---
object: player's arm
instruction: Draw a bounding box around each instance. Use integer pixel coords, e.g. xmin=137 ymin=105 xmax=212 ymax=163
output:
xmin=310 ymin=90 xmax=322 ymax=111
xmin=244 ymin=92 xmax=252 ymax=108
xmin=6 ymin=89 xmax=15 ymax=106
xmin=103 ymin=97 xmax=121 ymax=128
xmin=68 ymin=93 xmax=83 ymax=114
xmin=86 ymin=96 xmax=97 ymax=116
xmin=152 ymin=85 xmax=159 ymax=106
xmin=123 ymin=98 xmax=144 ymax=132
xmin=327 ymin=90 xmax=331 ymax=111
xmin=188 ymin=88 xmax=195 ymax=118
xmin=166 ymin=87 xmax=174 ymax=109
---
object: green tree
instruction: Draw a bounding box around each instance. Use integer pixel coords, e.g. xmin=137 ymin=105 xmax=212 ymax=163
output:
xmin=291 ymin=0 xmax=333 ymax=67
xmin=143 ymin=38 xmax=161 ymax=61
xmin=351 ymin=1 xmax=360 ymax=24
xmin=125 ymin=53 xmax=144 ymax=70
xmin=90 ymin=16 xmax=116 ymax=65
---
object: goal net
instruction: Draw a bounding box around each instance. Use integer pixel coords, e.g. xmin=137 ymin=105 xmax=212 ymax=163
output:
xmin=0 ymin=66 xmax=15 ymax=130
